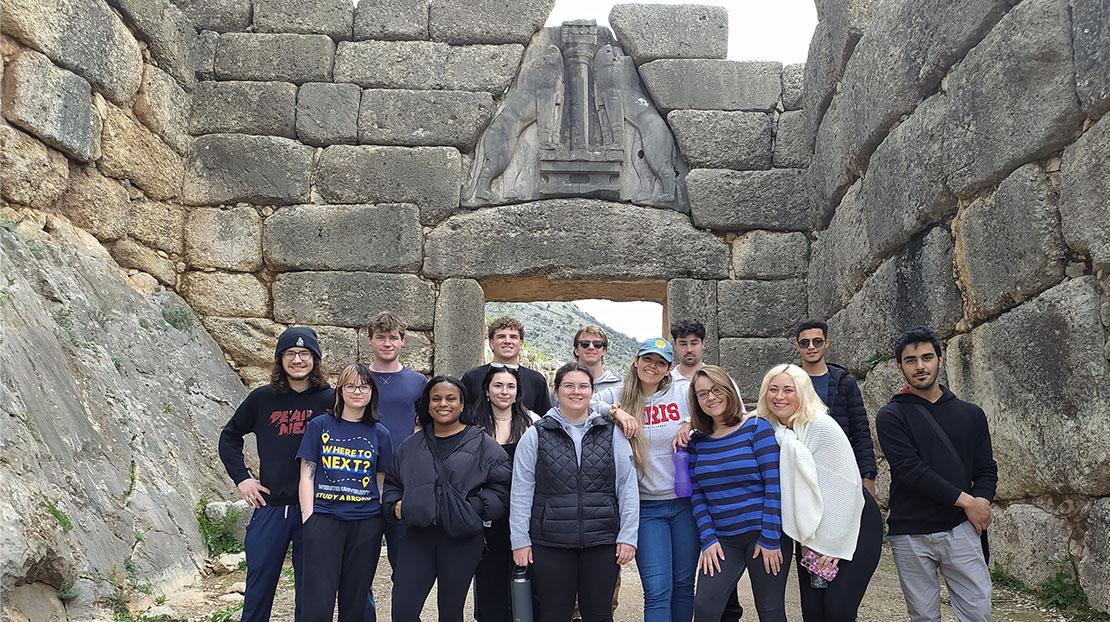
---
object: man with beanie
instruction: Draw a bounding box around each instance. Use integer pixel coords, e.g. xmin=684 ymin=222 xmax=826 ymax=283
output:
xmin=219 ymin=326 xmax=336 ymax=622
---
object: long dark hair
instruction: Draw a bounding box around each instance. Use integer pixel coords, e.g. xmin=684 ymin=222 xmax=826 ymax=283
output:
xmin=270 ymin=352 xmax=327 ymax=393
xmin=333 ymin=363 xmax=380 ymax=424
xmin=415 ymin=375 xmax=471 ymax=429
xmin=472 ymin=366 xmax=532 ymax=444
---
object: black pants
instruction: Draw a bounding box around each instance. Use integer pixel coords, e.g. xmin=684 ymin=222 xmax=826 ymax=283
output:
xmin=390 ymin=526 xmax=485 ymax=622
xmin=693 ymin=532 xmax=789 ymax=622
xmin=474 ymin=518 xmax=516 ymax=622
xmin=301 ymin=513 xmax=384 ymax=622
xmin=795 ymin=488 xmax=883 ymax=622
xmin=531 ymin=544 xmax=620 ymax=622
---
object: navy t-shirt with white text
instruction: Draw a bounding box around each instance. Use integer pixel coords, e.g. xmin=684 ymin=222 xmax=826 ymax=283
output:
xmin=297 ymin=415 xmax=393 ymax=520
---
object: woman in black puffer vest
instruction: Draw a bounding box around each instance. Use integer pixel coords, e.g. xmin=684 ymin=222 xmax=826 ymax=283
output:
xmin=509 ymin=362 xmax=640 ymax=622
xmin=383 ymin=376 xmax=511 ymax=622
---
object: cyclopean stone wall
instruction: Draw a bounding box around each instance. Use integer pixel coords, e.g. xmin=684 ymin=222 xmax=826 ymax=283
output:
xmin=806 ymin=0 xmax=1110 ymax=609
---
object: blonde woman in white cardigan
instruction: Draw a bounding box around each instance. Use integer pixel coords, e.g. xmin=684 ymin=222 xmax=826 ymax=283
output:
xmin=755 ymin=364 xmax=883 ymax=622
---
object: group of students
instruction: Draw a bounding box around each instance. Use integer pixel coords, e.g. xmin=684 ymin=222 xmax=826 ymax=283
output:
xmin=219 ymin=312 xmax=998 ymax=622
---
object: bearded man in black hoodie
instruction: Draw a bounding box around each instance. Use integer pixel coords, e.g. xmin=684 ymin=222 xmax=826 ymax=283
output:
xmin=877 ymin=326 xmax=997 ymax=622
xmin=219 ymin=326 xmax=336 ymax=622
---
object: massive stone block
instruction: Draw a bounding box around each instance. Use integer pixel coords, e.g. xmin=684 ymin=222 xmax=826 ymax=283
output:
xmin=941 ymin=0 xmax=1083 ymax=198
xmin=667 ymin=279 xmax=720 ymax=365
xmin=129 ymin=200 xmax=185 ymax=255
xmin=810 ymin=0 xmax=1010 ymax=216
xmin=100 ymin=105 xmax=183 ymax=201
xmin=990 ymin=503 xmax=1072 ymax=588
xmin=807 ymin=181 xmax=875 ymax=319
xmin=718 ymin=280 xmax=807 ymax=338
xmin=254 ymin=0 xmax=354 ymax=40
xmin=134 ymin=65 xmax=192 ymax=155
xmin=687 ymin=169 xmax=811 ymax=231
xmin=189 ymin=81 xmax=298 ymax=138
xmin=608 ymin=4 xmax=728 ymax=64
xmin=55 ymin=167 xmax=129 ymax=241
xmin=803 ymin=9 xmax=862 ymax=147
xmin=433 ymin=279 xmax=486 ymax=376
xmin=946 ymin=277 xmax=1110 ymax=499
xmin=106 ymin=0 xmax=196 ymax=89
xmin=358 ymin=90 xmax=494 ymax=150
xmin=1060 ymin=116 xmax=1110 ymax=269
xmin=195 ymin=30 xmax=219 ymax=80
xmin=0 ymin=125 xmax=69 ymax=211
xmin=273 ymin=272 xmax=436 ymax=329
xmin=200 ymin=316 xmax=283 ymax=368
xmin=423 ymin=199 xmax=729 ymax=280
xmin=354 ymin=0 xmax=429 ymax=40
xmin=296 ymin=83 xmax=360 ymax=146
xmin=774 ymin=110 xmax=809 ymax=169
xmin=214 ymin=33 xmax=336 ymax=84
xmin=180 ymin=271 xmax=270 ymax=317
xmin=2 ymin=49 xmax=99 ymax=162
xmin=827 ymin=226 xmax=963 ymax=376
xmin=184 ymin=134 xmax=313 ymax=206
xmin=719 ymin=337 xmax=797 ymax=401
xmin=954 ymin=164 xmax=1066 ymax=322
xmin=316 ymin=145 xmax=462 ymax=225
xmin=109 ymin=238 xmax=177 ymax=285
xmin=170 ymin=0 xmax=251 ymax=32
xmin=1072 ymin=0 xmax=1110 ymax=118
xmin=732 ymin=231 xmax=808 ymax=280
xmin=0 ymin=0 xmax=143 ymax=104
xmin=263 ymin=204 xmax=423 ymax=272
xmin=185 ymin=206 xmax=262 ymax=271
xmin=428 ymin=0 xmax=553 ymax=45
xmin=639 ymin=60 xmax=782 ymax=113
xmin=1080 ymin=498 xmax=1110 ymax=613
xmin=781 ymin=63 xmax=804 ymax=111
xmin=667 ymin=111 xmax=772 ymax=170
xmin=334 ymin=41 xmax=524 ymax=93
xmin=355 ymin=328 xmax=433 ymax=374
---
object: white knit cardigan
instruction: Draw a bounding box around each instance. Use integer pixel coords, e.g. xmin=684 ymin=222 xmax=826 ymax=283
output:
xmin=773 ymin=413 xmax=865 ymax=560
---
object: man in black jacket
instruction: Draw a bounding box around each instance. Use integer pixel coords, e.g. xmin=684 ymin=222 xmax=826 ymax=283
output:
xmin=461 ymin=316 xmax=552 ymax=414
xmin=876 ymin=326 xmax=997 ymax=622
xmin=794 ymin=319 xmax=877 ymax=495
xmin=218 ymin=327 xmax=335 ymax=622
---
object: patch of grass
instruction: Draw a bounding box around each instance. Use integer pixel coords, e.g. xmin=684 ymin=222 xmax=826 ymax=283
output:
xmin=162 ymin=403 xmax=174 ymax=414
xmin=138 ymin=318 xmax=152 ymax=331
xmin=990 ymin=553 xmax=1026 ymax=591
xmin=864 ymin=351 xmax=892 ymax=370
xmin=1038 ymin=556 xmax=1088 ymax=611
xmin=209 ymin=604 xmax=243 ymax=622
xmin=161 ymin=305 xmax=195 ymax=332
xmin=196 ymin=498 xmax=243 ymax=557
xmin=57 ymin=579 xmax=80 ymax=603
xmin=280 ymin=565 xmax=295 ymax=584
xmin=53 ymin=309 xmax=74 ymax=331
xmin=238 ymin=558 xmax=248 ymax=572
xmin=155 ymin=594 xmax=166 ymax=606
xmin=44 ymin=501 xmax=73 ymax=532
xmin=133 ymin=580 xmax=154 ymax=596
xmin=0 ymin=217 xmax=15 ymax=232
xmin=113 ymin=357 xmax=124 ymax=372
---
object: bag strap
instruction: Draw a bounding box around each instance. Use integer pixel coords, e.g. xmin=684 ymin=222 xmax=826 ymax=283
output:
xmin=909 ymin=403 xmax=967 ymax=473
xmin=424 ymin=428 xmax=451 ymax=485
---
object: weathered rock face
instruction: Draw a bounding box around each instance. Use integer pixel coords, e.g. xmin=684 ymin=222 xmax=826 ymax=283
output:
xmin=0 ymin=209 xmax=244 ymax=616
xmin=990 ymin=502 xmax=1072 ymax=588
xmin=607 ymin=4 xmax=728 ymax=64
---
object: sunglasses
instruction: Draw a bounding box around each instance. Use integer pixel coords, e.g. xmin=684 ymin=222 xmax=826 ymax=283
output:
xmin=577 ymin=340 xmax=606 ymax=349
xmin=490 ymin=362 xmax=519 ymax=370
xmin=797 ymin=338 xmax=826 ymax=349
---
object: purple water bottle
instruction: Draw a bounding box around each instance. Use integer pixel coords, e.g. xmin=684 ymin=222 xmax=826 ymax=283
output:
xmin=673 ymin=448 xmax=692 ymax=497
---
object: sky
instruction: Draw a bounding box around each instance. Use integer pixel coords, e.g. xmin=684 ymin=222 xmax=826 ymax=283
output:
xmin=559 ymin=1 xmax=816 ymax=339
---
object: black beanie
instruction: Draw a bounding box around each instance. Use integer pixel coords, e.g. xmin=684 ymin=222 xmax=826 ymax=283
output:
xmin=276 ymin=326 xmax=321 ymax=359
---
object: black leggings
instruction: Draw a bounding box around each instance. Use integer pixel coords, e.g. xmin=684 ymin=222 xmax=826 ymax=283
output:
xmin=390 ymin=526 xmax=485 ymax=622
xmin=532 ymin=544 xmax=620 ymax=622
xmin=795 ymin=488 xmax=884 ymax=622
xmin=301 ymin=513 xmax=384 ymax=622
xmin=474 ymin=518 xmax=513 ymax=622
xmin=693 ymin=532 xmax=789 ymax=622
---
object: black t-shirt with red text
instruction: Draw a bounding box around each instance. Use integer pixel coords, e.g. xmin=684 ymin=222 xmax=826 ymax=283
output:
xmin=219 ymin=383 xmax=335 ymax=506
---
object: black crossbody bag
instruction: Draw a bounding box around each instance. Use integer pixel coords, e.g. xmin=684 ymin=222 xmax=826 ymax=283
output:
xmin=910 ymin=404 xmax=990 ymax=563
xmin=424 ymin=429 xmax=485 ymax=538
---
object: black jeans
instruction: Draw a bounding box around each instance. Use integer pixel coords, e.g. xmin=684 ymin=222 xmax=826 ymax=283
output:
xmin=390 ymin=526 xmax=485 ymax=622
xmin=301 ymin=513 xmax=384 ymax=622
xmin=795 ymin=488 xmax=884 ymax=622
xmin=531 ymin=544 xmax=620 ymax=622
xmin=693 ymin=532 xmax=789 ymax=622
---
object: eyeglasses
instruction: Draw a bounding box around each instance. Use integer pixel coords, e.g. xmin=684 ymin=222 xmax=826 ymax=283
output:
xmin=577 ymin=340 xmax=606 ymax=349
xmin=797 ymin=338 xmax=826 ymax=349
xmin=282 ymin=350 xmax=313 ymax=361
xmin=559 ymin=383 xmax=593 ymax=393
xmin=490 ymin=362 xmax=519 ymax=370
xmin=342 ymin=384 xmax=372 ymax=394
xmin=695 ymin=386 xmax=729 ymax=400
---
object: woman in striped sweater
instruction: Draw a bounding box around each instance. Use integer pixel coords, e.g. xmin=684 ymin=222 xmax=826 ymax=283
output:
xmin=687 ymin=365 xmax=788 ymax=622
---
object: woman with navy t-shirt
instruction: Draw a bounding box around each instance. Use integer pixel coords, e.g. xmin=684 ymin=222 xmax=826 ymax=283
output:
xmin=297 ymin=362 xmax=393 ymax=622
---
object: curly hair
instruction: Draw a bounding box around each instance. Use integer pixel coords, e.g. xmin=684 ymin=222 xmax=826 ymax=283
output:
xmin=487 ymin=316 xmax=525 ymax=340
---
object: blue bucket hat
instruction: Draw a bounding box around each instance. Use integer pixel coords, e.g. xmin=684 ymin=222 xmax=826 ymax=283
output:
xmin=637 ymin=337 xmax=674 ymax=363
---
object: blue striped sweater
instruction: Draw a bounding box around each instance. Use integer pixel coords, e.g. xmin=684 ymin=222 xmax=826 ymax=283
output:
xmin=688 ymin=416 xmax=782 ymax=551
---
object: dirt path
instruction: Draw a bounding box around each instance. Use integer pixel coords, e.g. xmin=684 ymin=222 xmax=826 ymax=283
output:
xmin=165 ymin=543 xmax=1067 ymax=621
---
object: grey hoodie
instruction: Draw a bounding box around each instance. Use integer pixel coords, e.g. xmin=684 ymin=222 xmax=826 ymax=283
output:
xmin=509 ymin=408 xmax=639 ymax=549
xmin=594 ymin=382 xmax=691 ymax=501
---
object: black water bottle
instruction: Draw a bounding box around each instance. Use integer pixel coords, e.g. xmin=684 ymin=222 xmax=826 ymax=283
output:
xmin=511 ymin=565 xmax=533 ymax=622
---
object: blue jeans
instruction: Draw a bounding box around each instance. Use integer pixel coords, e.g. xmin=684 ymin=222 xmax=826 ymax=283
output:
xmin=242 ymin=504 xmax=304 ymax=622
xmin=636 ymin=498 xmax=700 ymax=622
